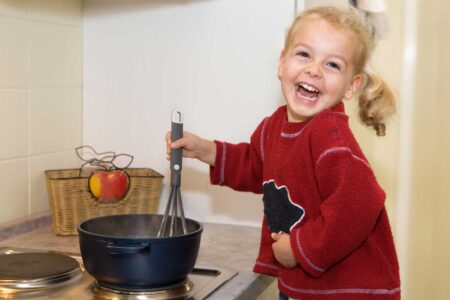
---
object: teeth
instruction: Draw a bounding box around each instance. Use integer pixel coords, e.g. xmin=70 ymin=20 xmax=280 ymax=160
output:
xmin=300 ymin=83 xmax=318 ymax=93
xmin=299 ymin=93 xmax=317 ymax=101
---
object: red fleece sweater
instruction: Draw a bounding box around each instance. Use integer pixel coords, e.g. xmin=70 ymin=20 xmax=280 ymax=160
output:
xmin=210 ymin=103 xmax=400 ymax=299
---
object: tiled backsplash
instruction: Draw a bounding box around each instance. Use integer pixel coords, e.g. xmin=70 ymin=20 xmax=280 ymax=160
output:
xmin=0 ymin=0 xmax=83 ymax=223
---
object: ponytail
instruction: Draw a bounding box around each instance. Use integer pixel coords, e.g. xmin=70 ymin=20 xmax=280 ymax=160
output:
xmin=357 ymin=71 xmax=396 ymax=136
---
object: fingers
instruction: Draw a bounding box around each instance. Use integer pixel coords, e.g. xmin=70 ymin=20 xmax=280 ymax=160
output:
xmin=165 ymin=131 xmax=172 ymax=160
xmin=165 ymin=131 xmax=183 ymax=149
xmin=271 ymin=232 xmax=297 ymax=269
xmin=271 ymin=231 xmax=284 ymax=241
xmin=168 ymin=131 xmax=189 ymax=149
xmin=271 ymin=233 xmax=278 ymax=240
xmin=165 ymin=131 xmax=210 ymax=162
xmin=165 ymin=131 xmax=190 ymax=160
xmin=171 ymin=138 xmax=187 ymax=151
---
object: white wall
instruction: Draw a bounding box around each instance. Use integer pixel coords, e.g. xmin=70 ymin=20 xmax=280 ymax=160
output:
xmin=0 ymin=0 xmax=83 ymax=223
xmin=83 ymin=0 xmax=296 ymax=226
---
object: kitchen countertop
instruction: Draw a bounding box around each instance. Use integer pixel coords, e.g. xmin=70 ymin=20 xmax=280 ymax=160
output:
xmin=0 ymin=212 xmax=275 ymax=299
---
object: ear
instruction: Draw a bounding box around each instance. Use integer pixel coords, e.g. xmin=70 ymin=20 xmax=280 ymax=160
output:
xmin=344 ymin=73 xmax=363 ymax=100
xmin=277 ymin=50 xmax=286 ymax=80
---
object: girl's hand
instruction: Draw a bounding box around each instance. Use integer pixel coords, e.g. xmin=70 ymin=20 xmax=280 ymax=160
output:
xmin=271 ymin=232 xmax=297 ymax=268
xmin=166 ymin=131 xmax=217 ymax=166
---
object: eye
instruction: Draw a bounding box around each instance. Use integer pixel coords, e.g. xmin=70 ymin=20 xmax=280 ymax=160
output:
xmin=295 ymin=50 xmax=309 ymax=58
xmin=327 ymin=61 xmax=341 ymax=71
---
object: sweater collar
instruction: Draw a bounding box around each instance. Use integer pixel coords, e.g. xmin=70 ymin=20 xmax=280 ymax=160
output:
xmin=280 ymin=102 xmax=346 ymax=135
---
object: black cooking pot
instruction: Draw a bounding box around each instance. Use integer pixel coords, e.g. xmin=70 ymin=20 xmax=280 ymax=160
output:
xmin=77 ymin=214 xmax=202 ymax=290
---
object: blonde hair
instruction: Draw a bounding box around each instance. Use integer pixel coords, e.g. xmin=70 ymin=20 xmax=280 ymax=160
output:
xmin=284 ymin=6 xmax=396 ymax=136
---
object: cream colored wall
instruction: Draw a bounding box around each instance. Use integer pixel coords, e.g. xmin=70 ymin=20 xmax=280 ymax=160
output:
xmin=407 ymin=0 xmax=450 ymax=298
xmin=0 ymin=0 xmax=83 ymax=223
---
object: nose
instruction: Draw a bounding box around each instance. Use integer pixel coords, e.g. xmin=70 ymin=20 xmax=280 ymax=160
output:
xmin=305 ymin=62 xmax=322 ymax=78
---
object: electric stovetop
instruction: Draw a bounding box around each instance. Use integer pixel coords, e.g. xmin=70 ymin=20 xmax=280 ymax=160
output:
xmin=0 ymin=247 xmax=237 ymax=299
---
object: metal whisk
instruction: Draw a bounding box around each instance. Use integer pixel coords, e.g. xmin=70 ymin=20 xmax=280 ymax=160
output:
xmin=157 ymin=109 xmax=188 ymax=238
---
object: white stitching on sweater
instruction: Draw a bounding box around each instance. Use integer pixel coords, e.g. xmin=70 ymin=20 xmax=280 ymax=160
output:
xmin=279 ymin=277 xmax=401 ymax=295
xmin=260 ymin=118 xmax=268 ymax=161
xmin=280 ymin=110 xmax=346 ymax=139
xmin=316 ymin=147 xmax=370 ymax=169
xmin=280 ymin=123 xmax=309 ymax=138
xmin=255 ymin=260 xmax=279 ymax=270
xmin=219 ymin=142 xmax=226 ymax=185
xmin=295 ymin=230 xmax=325 ymax=273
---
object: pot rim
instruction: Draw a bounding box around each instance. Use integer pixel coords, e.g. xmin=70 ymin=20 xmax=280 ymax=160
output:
xmin=77 ymin=213 xmax=203 ymax=242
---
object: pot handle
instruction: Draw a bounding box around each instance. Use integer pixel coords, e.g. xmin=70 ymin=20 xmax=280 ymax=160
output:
xmin=105 ymin=242 xmax=150 ymax=255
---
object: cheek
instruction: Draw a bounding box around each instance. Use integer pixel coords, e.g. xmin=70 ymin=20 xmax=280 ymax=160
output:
xmin=325 ymin=75 xmax=348 ymax=94
xmin=280 ymin=59 xmax=301 ymax=78
xmin=280 ymin=71 xmax=300 ymax=91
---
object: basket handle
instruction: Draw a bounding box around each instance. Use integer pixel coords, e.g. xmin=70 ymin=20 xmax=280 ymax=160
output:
xmin=75 ymin=145 xmax=134 ymax=177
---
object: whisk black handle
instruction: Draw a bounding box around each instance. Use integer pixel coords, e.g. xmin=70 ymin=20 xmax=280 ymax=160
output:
xmin=171 ymin=110 xmax=183 ymax=187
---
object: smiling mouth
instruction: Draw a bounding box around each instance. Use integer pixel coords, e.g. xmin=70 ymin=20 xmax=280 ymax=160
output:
xmin=296 ymin=83 xmax=320 ymax=101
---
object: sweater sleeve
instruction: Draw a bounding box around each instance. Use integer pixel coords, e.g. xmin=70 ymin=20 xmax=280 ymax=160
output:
xmin=290 ymin=120 xmax=386 ymax=277
xmin=209 ymin=118 xmax=267 ymax=194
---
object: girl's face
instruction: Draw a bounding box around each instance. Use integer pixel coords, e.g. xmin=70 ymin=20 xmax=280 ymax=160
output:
xmin=278 ymin=16 xmax=363 ymax=122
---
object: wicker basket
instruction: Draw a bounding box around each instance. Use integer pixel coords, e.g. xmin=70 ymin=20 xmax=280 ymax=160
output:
xmin=45 ymin=168 xmax=164 ymax=236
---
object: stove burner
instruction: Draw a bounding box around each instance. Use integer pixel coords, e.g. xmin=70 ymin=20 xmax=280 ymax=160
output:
xmin=0 ymin=252 xmax=82 ymax=294
xmin=92 ymin=278 xmax=193 ymax=300
xmin=0 ymin=252 xmax=79 ymax=280
xmin=0 ymin=248 xmax=238 ymax=300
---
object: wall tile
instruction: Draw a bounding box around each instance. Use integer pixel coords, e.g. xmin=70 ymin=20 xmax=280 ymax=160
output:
xmin=0 ymin=0 xmax=28 ymax=18
xmin=28 ymin=0 xmax=82 ymax=26
xmin=0 ymin=90 xmax=28 ymax=160
xmin=64 ymin=26 xmax=83 ymax=87
xmin=28 ymin=21 xmax=66 ymax=87
xmin=29 ymin=88 xmax=82 ymax=154
xmin=29 ymin=151 xmax=80 ymax=214
xmin=0 ymin=0 xmax=83 ymax=226
xmin=27 ymin=0 xmax=64 ymax=24
xmin=60 ymin=0 xmax=83 ymax=26
xmin=0 ymin=16 xmax=28 ymax=88
xmin=28 ymin=21 xmax=82 ymax=88
xmin=0 ymin=159 xmax=28 ymax=223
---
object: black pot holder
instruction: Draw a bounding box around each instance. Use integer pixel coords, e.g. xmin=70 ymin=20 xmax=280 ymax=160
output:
xmin=263 ymin=180 xmax=304 ymax=233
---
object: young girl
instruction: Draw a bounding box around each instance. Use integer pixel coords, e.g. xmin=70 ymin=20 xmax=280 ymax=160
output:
xmin=167 ymin=6 xmax=400 ymax=300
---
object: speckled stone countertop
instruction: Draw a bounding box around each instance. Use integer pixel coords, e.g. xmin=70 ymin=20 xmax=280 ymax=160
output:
xmin=0 ymin=212 xmax=274 ymax=299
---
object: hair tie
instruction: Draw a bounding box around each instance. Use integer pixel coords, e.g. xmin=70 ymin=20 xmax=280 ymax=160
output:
xmin=351 ymin=0 xmax=387 ymax=13
xmin=350 ymin=0 xmax=389 ymax=46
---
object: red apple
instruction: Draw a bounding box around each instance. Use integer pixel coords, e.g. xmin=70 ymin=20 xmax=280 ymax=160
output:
xmin=88 ymin=170 xmax=129 ymax=203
